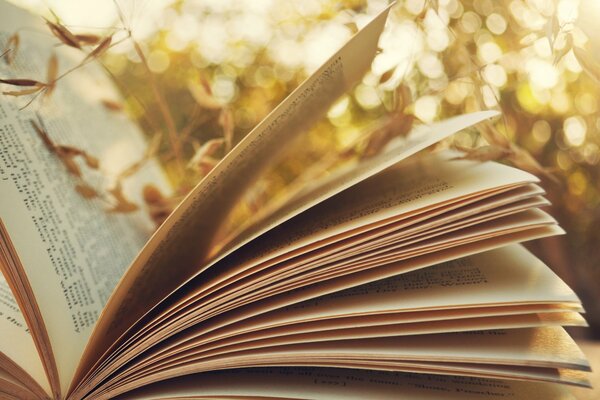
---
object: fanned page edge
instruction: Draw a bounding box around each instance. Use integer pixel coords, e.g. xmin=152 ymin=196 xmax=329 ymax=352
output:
xmin=72 ymin=4 xmax=396 ymax=391
xmin=67 ymin=155 xmax=568 ymax=400
xmin=73 ymin=9 xmax=504 ymax=397
xmin=114 ymin=367 xmax=578 ymax=400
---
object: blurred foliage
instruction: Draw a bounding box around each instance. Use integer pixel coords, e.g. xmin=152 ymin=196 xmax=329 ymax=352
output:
xmin=7 ymin=0 xmax=600 ymax=335
xmin=100 ymin=0 xmax=600 ymax=336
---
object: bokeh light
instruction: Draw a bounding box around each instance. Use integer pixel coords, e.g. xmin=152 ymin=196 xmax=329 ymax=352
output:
xmin=8 ymin=0 xmax=600 ymax=339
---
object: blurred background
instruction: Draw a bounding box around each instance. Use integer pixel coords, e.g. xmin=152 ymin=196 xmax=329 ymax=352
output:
xmin=8 ymin=0 xmax=600 ymax=341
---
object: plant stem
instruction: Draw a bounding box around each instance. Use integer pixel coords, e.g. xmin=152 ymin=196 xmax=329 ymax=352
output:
xmin=131 ymin=40 xmax=184 ymax=176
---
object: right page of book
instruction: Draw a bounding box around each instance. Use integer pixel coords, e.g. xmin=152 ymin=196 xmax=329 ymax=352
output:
xmin=214 ymin=244 xmax=581 ymax=334
xmin=76 ymin=4 xmax=396 ymax=384
xmin=77 ymin=5 xmax=514 ymax=394
xmin=118 ymin=368 xmax=577 ymax=400
xmin=216 ymin=151 xmax=540 ymax=270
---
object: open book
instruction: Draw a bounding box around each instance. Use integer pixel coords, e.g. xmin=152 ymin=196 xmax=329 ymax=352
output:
xmin=0 ymin=2 xmax=591 ymax=399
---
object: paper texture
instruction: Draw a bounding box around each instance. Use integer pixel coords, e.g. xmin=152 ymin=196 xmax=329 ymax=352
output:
xmin=0 ymin=1 xmax=170 ymax=394
xmin=79 ymin=4 xmax=395 ymax=384
xmin=118 ymin=367 xmax=576 ymax=400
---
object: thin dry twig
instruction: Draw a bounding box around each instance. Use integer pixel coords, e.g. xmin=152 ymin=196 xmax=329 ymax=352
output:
xmin=452 ymin=145 xmax=512 ymax=162
xmin=1 ymin=28 xmax=122 ymax=108
xmin=109 ymin=0 xmax=184 ymax=176
xmin=132 ymin=40 xmax=183 ymax=173
xmin=82 ymin=36 xmax=112 ymax=63
xmin=75 ymin=183 xmax=100 ymax=198
xmin=30 ymin=117 xmax=100 ymax=178
xmin=188 ymin=76 xmax=222 ymax=110
xmin=573 ymin=46 xmax=600 ymax=84
xmin=361 ymin=83 xmax=415 ymax=158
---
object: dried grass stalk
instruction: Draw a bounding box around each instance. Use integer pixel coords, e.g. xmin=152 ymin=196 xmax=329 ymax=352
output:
xmin=45 ymin=19 xmax=81 ymax=49
xmin=44 ymin=53 xmax=58 ymax=98
xmin=75 ymin=183 xmax=99 ymax=198
xmin=218 ymin=108 xmax=234 ymax=151
xmin=452 ymin=145 xmax=511 ymax=162
xmin=143 ymin=184 xmax=176 ymax=226
xmin=101 ymin=99 xmax=123 ymax=111
xmin=362 ymin=114 xmax=415 ymax=158
xmin=82 ymin=36 xmax=112 ymax=63
xmin=188 ymin=138 xmax=224 ymax=174
xmin=573 ymin=46 xmax=600 ymax=84
xmin=107 ymin=182 xmax=139 ymax=213
xmin=75 ymin=34 xmax=101 ymax=46
xmin=188 ymin=77 xmax=222 ymax=110
xmin=0 ymin=78 xmax=45 ymax=86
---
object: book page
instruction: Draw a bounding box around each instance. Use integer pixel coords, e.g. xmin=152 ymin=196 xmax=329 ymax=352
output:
xmin=218 ymin=326 xmax=588 ymax=369
xmin=78 ymin=4 xmax=395 ymax=383
xmin=200 ymin=312 xmax=585 ymax=358
xmin=69 ymin=159 xmax=550 ymax=399
xmin=104 ymin=207 xmax=561 ymax=385
xmin=83 ymin=218 xmax=567 ymax=400
xmin=277 ymin=245 xmax=580 ymax=319
xmin=73 ymin=224 xmax=565 ymax=400
xmin=234 ymin=152 xmax=538 ymax=260
xmin=114 ymin=327 xmax=586 ymax=389
xmin=101 ymin=322 xmax=590 ymax=398
xmin=119 ymin=154 xmax=541 ymax=362
xmin=178 ymin=209 xmax=558 ymax=327
xmin=0 ymin=1 xmax=171 ymax=395
xmin=217 ymin=114 xmax=499 ymax=258
xmin=105 ymin=311 xmax=583 ymax=391
xmin=0 ymin=367 xmax=37 ymax=400
xmin=117 ymin=368 xmax=576 ymax=400
xmin=243 ymin=211 xmax=558 ymax=302
xmin=0 ymin=277 xmax=49 ymax=397
xmin=193 ymin=245 xmax=581 ymax=341
xmin=0 ymin=276 xmax=27 ymax=334
xmin=109 ymin=357 xmax=586 ymax=398
xmin=122 ymin=197 xmax=550 ymax=366
xmin=172 ymin=181 xmax=538 ymax=334
xmin=111 ymin=245 xmax=582 ymax=380
xmin=182 ymin=227 xmax=566 ymax=347
xmin=204 ymin=153 xmax=540 ymax=294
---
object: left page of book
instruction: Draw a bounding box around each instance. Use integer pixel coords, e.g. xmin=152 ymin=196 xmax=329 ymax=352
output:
xmin=0 ymin=275 xmax=49 ymax=398
xmin=0 ymin=1 xmax=171 ymax=396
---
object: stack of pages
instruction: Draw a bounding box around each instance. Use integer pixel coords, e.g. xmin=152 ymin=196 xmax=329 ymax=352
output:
xmin=0 ymin=2 xmax=590 ymax=400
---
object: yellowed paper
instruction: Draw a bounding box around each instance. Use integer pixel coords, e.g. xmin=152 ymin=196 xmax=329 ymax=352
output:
xmin=0 ymin=318 xmax=49 ymax=397
xmin=117 ymin=368 xmax=576 ymax=400
xmin=128 ymin=245 xmax=581 ymax=369
xmin=100 ymin=312 xmax=584 ymax=391
xmin=188 ymin=244 xmax=581 ymax=349
xmin=202 ymin=326 xmax=588 ymax=370
xmin=198 ymin=152 xmax=543 ymax=304
xmin=79 ymin=4 xmax=396 ymax=385
xmin=0 ymin=1 xmax=171 ymax=394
